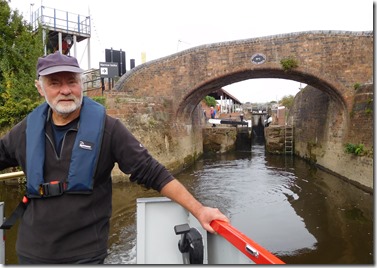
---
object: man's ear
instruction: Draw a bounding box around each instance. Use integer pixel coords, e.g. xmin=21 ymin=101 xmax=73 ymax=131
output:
xmin=35 ymin=79 xmax=45 ymax=96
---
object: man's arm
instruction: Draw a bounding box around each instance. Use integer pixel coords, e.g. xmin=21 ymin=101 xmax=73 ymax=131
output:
xmin=160 ymin=178 xmax=230 ymax=233
xmin=0 ymin=121 xmax=25 ymax=170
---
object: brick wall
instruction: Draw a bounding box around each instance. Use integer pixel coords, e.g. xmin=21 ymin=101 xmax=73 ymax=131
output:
xmin=104 ymin=91 xmax=204 ymax=178
xmin=202 ymin=127 xmax=237 ymax=153
xmin=291 ymin=84 xmax=373 ymax=192
xmin=347 ymin=83 xmax=374 ymax=148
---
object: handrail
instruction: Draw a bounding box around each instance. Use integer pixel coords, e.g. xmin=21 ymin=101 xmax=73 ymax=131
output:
xmin=210 ymin=220 xmax=285 ymax=264
xmin=0 ymin=171 xmax=25 ymax=181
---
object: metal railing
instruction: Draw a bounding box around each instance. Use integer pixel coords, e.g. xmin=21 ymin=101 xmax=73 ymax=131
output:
xmin=31 ymin=5 xmax=91 ymax=36
xmin=0 ymin=171 xmax=25 ymax=181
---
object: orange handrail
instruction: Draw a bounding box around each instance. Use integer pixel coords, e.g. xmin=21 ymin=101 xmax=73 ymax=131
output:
xmin=210 ymin=220 xmax=285 ymax=264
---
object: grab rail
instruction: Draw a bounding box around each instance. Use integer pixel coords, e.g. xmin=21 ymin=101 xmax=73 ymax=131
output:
xmin=210 ymin=220 xmax=285 ymax=264
xmin=0 ymin=171 xmax=25 ymax=181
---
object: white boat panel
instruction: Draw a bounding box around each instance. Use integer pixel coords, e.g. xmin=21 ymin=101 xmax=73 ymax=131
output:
xmin=136 ymin=197 xmax=253 ymax=264
xmin=207 ymin=231 xmax=253 ymax=264
xmin=136 ymin=197 xmax=205 ymax=264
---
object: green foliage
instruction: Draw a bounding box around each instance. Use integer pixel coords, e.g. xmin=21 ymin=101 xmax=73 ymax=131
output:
xmin=279 ymin=95 xmax=295 ymax=109
xmin=0 ymin=0 xmax=44 ymax=128
xmin=365 ymin=108 xmax=372 ymax=115
xmin=353 ymin=83 xmax=361 ymax=90
xmin=0 ymin=96 xmax=43 ymax=126
xmin=365 ymin=98 xmax=373 ymax=116
xmin=91 ymin=96 xmax=106 ymax=107
xmin=344 ymin=143 xmax=364 ymax=156
xmin=280 ymin=57 xmax=299 ymax=72
xmin=204 ymin=95 xmax=217 ymax=107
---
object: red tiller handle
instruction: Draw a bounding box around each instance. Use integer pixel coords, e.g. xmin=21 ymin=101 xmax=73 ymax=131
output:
xmin=210 ymin=220 xmax=285 ymax=264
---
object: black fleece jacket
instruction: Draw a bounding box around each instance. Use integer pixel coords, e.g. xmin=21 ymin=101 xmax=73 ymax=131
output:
xmin=0 ymin=108 xmax=174 ymax=263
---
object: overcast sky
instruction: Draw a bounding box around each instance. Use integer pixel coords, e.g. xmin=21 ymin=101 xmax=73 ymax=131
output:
xmin=9 ymin=0 xmax=373 ymax=103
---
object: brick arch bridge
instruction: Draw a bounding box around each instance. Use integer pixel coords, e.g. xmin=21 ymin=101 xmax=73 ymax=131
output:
xmin=107 ymin=31 xmax=373 ymax=186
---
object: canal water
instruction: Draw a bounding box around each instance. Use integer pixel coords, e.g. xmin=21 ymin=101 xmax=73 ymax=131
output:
xmin=0 ymin=139 xmax=373 ymax=264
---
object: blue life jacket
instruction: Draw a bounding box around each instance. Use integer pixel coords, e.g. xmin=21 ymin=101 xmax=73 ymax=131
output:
xmin=25 ymin=97 xmax=106 ymax=198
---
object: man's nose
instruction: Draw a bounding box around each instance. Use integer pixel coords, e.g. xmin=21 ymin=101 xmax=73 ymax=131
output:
xmin=60 ymin=83 xmax=72 ymax=95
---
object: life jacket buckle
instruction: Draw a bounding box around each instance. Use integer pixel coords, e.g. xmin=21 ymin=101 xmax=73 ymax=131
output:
xmin=39 ymin=181 xmax=66 ymax=197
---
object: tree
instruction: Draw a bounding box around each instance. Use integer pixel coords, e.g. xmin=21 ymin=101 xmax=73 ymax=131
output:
xmin=279 ymin=95 xmax=295 ymax=109
xmin=203 ymin=95 xmax=217 ymax=107
xmin=0 ymin=0 xmax=44 ymax=127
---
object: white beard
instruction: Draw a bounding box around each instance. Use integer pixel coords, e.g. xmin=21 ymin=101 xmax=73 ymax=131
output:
xmin=47 ymin=95 xmax=83 ymax=118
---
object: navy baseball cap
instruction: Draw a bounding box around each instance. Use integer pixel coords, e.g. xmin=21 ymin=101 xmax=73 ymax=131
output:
xmin=36 ymin=51 xmax=84 ymax=77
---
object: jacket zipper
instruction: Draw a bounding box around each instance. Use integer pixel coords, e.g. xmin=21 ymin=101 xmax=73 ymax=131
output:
xmin=45 ymin=128 xmax=78 ymax=160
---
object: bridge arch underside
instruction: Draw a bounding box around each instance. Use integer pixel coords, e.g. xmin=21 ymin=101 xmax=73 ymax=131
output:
xmin=177 ymin=68 xmax=347 ymax=127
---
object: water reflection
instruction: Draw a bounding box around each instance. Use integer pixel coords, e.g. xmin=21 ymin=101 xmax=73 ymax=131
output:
xmin=0 ymin=142 xmax=373 ymax=264
xmin=184 ymin=145 xmax=318 ymax=259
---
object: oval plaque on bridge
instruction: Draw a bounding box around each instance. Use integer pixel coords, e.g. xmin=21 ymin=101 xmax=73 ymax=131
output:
xmin=251 ymin=53 xmax=266 ymax=65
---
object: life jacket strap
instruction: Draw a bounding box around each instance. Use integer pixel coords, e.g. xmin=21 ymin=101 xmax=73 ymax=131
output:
xmin=0 ymin=196 xmax=29 ymax=230
xmin=0 ymin=181 xmax=67 ymax=230
xmin=39 ymin=181 xmax=67 ymax=197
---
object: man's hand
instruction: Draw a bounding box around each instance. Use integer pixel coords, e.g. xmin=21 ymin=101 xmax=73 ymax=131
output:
xmin=160 ymin=179 xmax=230 ymax=233
xmin=195 ymin=206 xmax=230 ymax=234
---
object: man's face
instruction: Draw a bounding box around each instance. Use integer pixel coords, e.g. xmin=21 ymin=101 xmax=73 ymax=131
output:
xmin=36 ymin=72 xmax=83 ymax=116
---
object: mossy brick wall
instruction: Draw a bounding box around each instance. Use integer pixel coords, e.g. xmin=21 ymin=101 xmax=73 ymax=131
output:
xmin=291 ymin=85 xmax=330 ymax=162
xmin=347 ymin=84 xmax=373 ymax=148
xmin=202 ymin=127 xmax=237 ymax=153
xmin=104 ymin=91 xmax=204 ymax=179
xmin=291 ymin=85 xmax=373 ymax=192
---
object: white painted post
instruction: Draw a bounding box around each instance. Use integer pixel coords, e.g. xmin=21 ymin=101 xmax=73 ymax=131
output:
xmin=220 ymin=96 xmax=223 ymax=114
